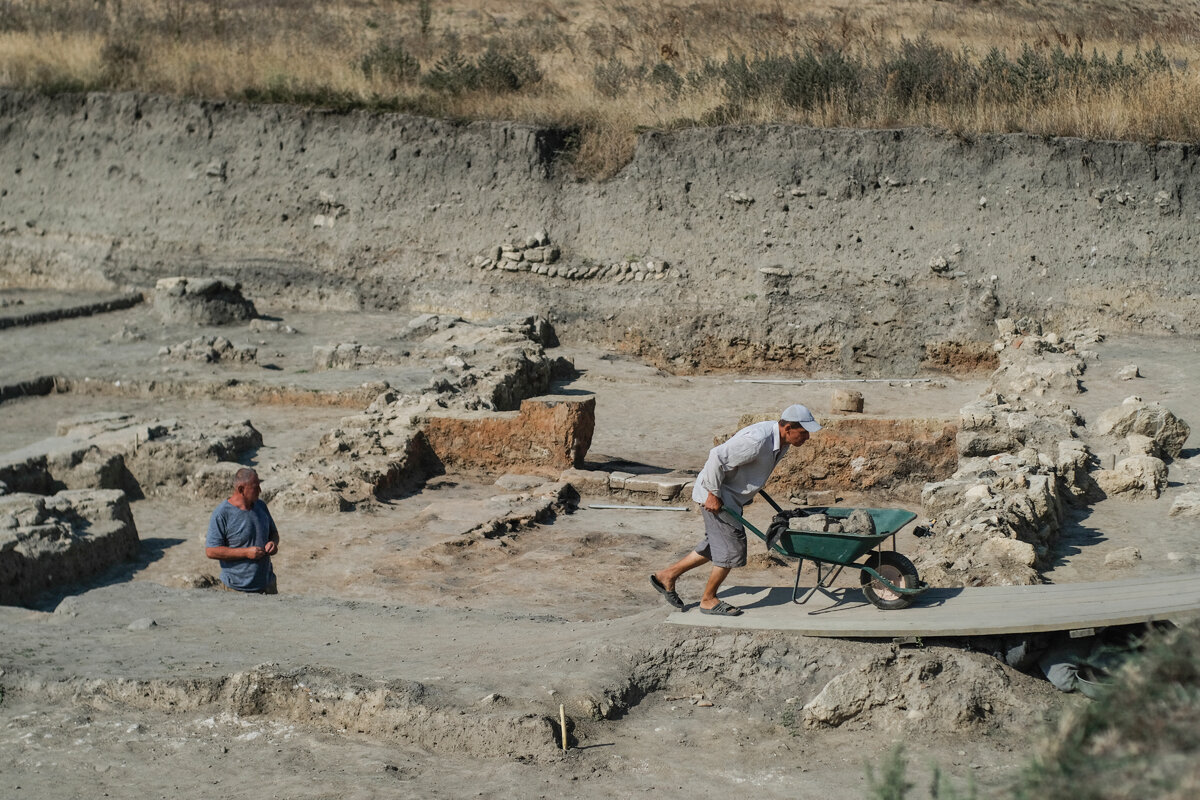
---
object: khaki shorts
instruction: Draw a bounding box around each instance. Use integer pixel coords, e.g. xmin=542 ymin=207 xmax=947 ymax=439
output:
xmin=695 ymin=507 xmax=747 ymax=568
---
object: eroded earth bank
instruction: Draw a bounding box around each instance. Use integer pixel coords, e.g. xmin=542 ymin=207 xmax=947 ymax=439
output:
xmin=2 ymin=92 xmax=1199 ymax=798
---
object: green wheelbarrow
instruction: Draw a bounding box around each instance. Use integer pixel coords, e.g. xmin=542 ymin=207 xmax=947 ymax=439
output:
xmin=721 ymin=492 xmax=929 ymax=610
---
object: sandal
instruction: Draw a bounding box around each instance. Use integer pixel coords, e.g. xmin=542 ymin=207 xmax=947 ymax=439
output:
xmin=699 ymin=600 xmax=743 ymax=616
xmin=650 ymin=575 xmax=686 ymax=610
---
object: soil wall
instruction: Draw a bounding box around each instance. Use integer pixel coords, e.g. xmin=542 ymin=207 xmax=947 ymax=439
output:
xmin=2 ymin=90 xmax=1198 ymax=374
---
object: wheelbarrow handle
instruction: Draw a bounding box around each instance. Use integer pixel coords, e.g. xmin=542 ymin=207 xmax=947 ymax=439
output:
xmin=757 ymin=489 xmax=785 ymax=514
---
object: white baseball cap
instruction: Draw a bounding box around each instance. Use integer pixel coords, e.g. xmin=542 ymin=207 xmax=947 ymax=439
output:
xmin=781 ymin=404 xmax=822 ymax=432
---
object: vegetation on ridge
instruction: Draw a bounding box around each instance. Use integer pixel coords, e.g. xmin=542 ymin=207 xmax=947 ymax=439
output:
xmin=0 ymin=1 xmax=1198 ymax=176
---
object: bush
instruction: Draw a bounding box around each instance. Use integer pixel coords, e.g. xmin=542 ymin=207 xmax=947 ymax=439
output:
xmin=100 ymin=35 xmax=142 ymax=86
xmin=593 ymin=57 xmax=634 ymax=98
xmin=648 ymin=61 xmax=683 ymax=97
xmin=476 ymin=44 xmax=541 ymax=93
xmin=360 ymin=40 xmax=420 ymax=84
xmin=422 ymin=42 xmax=478 ymax=94
xmin=1015 ymin=621 xmax=1200 ymax=800
xmin=882 ymin=36 xmax=969 ymax=106
xmin=781 ymin=49 xmax=861 ymax=110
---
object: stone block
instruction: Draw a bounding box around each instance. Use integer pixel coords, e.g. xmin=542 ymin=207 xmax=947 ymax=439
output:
xmin=1104 ymin=547 xmax=1142 ymax=568
xmin=1168 ymin=491 xmax=1200 ymax=517
xmin=981 ymin=537 xmax=1036 ymax=567
xmin=559 ymin=469 xmax=611 ymax=495
xmin=831 ymin=388 xmax=864 ymax=413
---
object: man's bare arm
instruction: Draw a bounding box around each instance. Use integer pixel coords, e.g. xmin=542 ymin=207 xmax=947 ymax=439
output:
xmin=205 ymin=546 xmax=265 ymax=561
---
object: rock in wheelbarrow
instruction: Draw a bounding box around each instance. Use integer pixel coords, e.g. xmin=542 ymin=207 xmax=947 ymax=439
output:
xmin=843 ymin=509 xmax=877 ymax=536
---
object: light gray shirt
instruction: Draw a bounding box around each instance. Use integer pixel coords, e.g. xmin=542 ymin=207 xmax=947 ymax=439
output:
xmin=691 ymin=420 xmax=788 ymax=512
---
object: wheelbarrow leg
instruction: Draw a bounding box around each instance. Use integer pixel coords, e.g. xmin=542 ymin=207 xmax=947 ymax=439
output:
xmin=792 ymin=560 xmax=847 ymax=604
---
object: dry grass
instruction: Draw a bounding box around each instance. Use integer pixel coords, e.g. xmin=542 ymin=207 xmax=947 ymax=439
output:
xmin=1 ymin=0 xmax=1198 ymax=177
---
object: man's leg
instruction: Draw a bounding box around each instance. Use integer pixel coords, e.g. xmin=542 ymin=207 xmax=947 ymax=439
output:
xmin=699 ymin=565 xmax=731 ymax=610
xmin=654 ymin=550 xmax=710 ymax=590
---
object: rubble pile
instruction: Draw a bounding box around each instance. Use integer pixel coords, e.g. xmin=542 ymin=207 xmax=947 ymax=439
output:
xmin=914 ymin=320 xmax=1192 ymax=586
xmin=158 ymin=335 xmax=258 ymax=364
xmin=152 ymin=277 xmax=257 ymax=325
xmin=0 ymin=489 xmax=139 ymax=604
xmin=267 ymin=315 xmax=582 ymax=512
xmin=0 ymin=413 xmax=262 ymax=498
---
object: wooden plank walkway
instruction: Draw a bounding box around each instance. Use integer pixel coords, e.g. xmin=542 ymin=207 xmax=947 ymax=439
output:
xmin=664 ymin=573 xmax=1200 ymax=637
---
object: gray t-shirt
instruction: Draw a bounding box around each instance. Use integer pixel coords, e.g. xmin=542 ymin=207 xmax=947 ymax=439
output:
xmin=205 ymin=499 xmax=277 ymax=591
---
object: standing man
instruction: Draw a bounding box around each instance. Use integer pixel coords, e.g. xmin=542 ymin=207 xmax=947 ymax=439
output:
xmin=650 ymin=404 xmax=821 ymax=616
xmin=205 ymin=467 xmax=279 ymax=594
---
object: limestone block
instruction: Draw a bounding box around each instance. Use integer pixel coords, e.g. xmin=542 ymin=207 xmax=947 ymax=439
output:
xmin=152 ymin=276 xmax=257 ymax=325
xmin=803 ymin=490 xmax=837 ymax=506
xmin=831 ymin=389 xmax=864 ymax=413
xmin=559 ymin=469 xmax=611 ymax=495
xmin=608 ymin=471 xmax=634 ymax=490
xmin=1125 ymin=433 xmax=1156 ymax=457
xmin=1095 ymin=456 xmax=1167 ymax=498
xmin=495 ymin=473 xmax=549 ymax=491
xmin=1094 ymin=401 xmax=1190 ymax=459
xmin=1117 ymin=364 xmax=1140 ymax=380
xmin=622 ymin=475 xmax=687 ymax=500
xmin=981 ymin=537 xmax=1036 ymax=567
xmin=190 ymin=462 xmax=246 ymax=499
xmin=1168 ymin=491 xmax=1200 ymax=517
xmin=963 ymin=484 xmax=993 ymax=503
xmin=1104 ymin=547 xmax=1142 ymax=568
xmin=957 ymin=429 xmax=1014 ymax=457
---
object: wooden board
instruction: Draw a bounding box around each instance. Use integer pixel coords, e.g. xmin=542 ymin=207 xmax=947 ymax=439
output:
xmin=664 ymin=574 xmax=1200 ymax=637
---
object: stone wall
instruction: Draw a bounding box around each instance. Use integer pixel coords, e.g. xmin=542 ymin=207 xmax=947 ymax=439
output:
xmin=421 ymin=397 xmax=596 ymax=478
xmin=0 ymin=489 xmax=140 ymax=606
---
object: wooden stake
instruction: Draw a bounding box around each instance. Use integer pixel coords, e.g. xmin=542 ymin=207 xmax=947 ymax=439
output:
xmin=559 ymin=704 xmax=567 ymax=751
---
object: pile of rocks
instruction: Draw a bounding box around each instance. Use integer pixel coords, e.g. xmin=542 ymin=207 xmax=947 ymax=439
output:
xmin=0 ymin=412 xmax=262 ymax=498
xmin=1090 ymin=396 xmax=1190 ymax=499
xmin=158 ymin=335 xmax=257 ymax=364
xmin=268 ymin=315 xmax=577 ymax=512
xmin=472 ymin=230 xmax=674 ymax=282
xmin=313 ymin=343 xmax=400 ymax=371
xmin=153 ymin=276 xmax=257 ymax=325
xmin=473 ymin=230 xmax=560 ymax=273
xmin=0 ymin=489 xmax=139 ymax=605
xmin=913 ymin=319 xmax=1192 ymax=587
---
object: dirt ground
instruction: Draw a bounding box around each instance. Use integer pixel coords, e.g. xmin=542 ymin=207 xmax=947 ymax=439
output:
xmin=1 ymin=295 xmax=1198 ymax=799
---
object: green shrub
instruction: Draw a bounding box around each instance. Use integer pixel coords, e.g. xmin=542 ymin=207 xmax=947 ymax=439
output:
xmin=422 ymin=42 xmax=478 ymax=94
xmin=1015 ymin=620 xmax=1200 ymax=800
xmin=593 ymin=57 xmax=633 ymax=98
xmin=476 ymin=44 xmax=541 ymax=93
xmin=100 ymin=35 xmax=142 ymax=85
xmin=882 ymin=36 xmax=967 ymax=106
xmin=648 ymin=61 xmax=683 ymax=97
xmin=781 ymin=49 xmax=861 ymax=110
xmin=360 ymin=40 xmax=421 ymax=84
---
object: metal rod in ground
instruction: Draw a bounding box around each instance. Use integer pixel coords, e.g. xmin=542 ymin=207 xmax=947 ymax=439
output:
xmin=734 ymin=378 xmax=932 ymax=384
xmin=587 ymin=504 xmax=687 ymax=511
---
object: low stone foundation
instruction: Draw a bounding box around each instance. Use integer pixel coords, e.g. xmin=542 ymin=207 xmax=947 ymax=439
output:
xmin=421 ymin=396 xmax=596 ymax=477
xmin=0 ymin=489 xmax=140 ymax=606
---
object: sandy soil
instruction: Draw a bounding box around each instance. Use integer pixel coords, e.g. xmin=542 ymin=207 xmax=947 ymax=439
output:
xmin=1 ymin=295 xmax=1196 ymax=799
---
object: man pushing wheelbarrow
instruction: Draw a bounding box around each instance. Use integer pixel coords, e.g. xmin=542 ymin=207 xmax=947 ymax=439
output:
xmin=650 ymin=404 xmax=822 ymax=617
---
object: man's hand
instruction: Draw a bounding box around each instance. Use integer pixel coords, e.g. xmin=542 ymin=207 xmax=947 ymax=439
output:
xmin=244 ymin=546 xmax=266 ymax=560
xmin=263 ymin=540 xmax=278 ymax=556
xmin=704 ymin=492 xmax=723 ymax=513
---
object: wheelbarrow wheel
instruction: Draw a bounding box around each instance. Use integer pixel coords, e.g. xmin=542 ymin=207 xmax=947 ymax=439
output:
xmin=860 ymin=551 xmax=920 ymax=610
